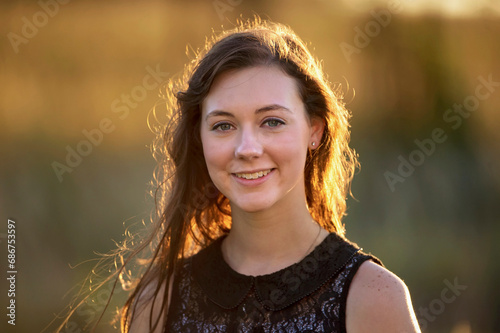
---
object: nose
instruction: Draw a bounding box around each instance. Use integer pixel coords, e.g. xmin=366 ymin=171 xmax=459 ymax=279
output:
xmin=235 ymin=127 xmax=263 ymax=159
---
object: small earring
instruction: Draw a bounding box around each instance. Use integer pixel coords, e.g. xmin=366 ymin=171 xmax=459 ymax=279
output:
xmin=311 ymin=142 xmax=316 ymax=147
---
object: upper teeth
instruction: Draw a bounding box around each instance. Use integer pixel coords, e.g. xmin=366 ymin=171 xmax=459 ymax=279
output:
xmin=236 ymin=169 xmax=272 ymax=180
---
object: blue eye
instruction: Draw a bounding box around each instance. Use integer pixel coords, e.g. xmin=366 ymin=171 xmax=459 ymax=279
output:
xmin=212 ymin=122 xmax=233 ymax=131
xmin=264 ymin=118 xmax=285 ymax=127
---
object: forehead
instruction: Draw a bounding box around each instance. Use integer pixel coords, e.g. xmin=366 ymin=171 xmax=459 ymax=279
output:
xmin=202 ymin=66 xmax=302 ymax=114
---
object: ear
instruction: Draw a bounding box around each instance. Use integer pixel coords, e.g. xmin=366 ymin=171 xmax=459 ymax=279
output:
xmin=309 ymin=116 xmax=325 ymax=149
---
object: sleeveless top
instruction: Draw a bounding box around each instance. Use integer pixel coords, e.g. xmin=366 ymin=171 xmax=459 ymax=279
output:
xmin=165 ymin=232 xmax=382 ymax=333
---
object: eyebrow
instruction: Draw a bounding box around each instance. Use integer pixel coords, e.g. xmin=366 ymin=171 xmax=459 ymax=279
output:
xmin=205 ymin=104 xmax=291 ymax=120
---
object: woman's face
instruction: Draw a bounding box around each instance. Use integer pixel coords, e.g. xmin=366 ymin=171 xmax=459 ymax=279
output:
xmin=200 ymin=65 xmax=323 ymax=214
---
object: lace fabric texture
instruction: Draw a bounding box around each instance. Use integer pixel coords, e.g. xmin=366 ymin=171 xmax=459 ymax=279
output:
xmin=165 ymin=233 xmax=381 ymax=333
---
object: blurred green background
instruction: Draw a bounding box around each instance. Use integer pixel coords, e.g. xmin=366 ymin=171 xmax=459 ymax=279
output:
xmin=1 ymin=0 xmax=499 ymax=332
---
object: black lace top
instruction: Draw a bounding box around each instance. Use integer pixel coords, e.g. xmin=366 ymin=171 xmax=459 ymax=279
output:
xmin=165 ymin=233 xmax=382 ymax=332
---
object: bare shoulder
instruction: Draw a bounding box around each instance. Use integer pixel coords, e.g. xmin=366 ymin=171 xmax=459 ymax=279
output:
xmin=346 ymin=260 xmax=421 ymax=333
xmin=128 ymin=276 xmax=173 ymax=333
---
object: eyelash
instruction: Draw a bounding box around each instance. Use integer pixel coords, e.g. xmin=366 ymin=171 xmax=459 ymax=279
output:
xmin=211 ymin=118 xmax=285 ymax=131
xmin=212 ymin=122 xmax=233 ymax=131
xmin=264 ymin=118 xmax=285 ymax=127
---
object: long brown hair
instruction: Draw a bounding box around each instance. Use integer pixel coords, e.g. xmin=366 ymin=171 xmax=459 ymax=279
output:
xmin=119 ymin=17 xmax=358 ymax=332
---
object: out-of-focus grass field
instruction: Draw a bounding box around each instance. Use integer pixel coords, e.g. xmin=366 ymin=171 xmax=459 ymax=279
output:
xmin=1 ymin=0 xmax=499 ymax=332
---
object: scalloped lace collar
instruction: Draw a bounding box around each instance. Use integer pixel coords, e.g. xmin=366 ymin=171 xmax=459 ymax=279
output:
xmin=191 ymin=232 xmax=361 ymax=310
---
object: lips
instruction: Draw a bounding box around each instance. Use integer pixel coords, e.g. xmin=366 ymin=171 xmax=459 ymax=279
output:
xmin=234 ymin=169 xmax=273 ymax=180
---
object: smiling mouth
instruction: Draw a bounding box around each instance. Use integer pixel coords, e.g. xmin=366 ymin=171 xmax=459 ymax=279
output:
xmin=234 ymin=169 xmax=273 ymax=180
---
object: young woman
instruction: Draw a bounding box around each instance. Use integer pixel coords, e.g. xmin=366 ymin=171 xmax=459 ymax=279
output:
xmin=122 ymin=18 xmax=420 ymax=333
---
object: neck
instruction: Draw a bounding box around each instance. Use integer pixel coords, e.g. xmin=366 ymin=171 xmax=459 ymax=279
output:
xmin=222 ymin=203 xmax=328 ymax=276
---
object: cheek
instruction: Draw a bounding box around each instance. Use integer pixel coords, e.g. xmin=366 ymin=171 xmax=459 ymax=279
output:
xmin=202 ymin=142 xmax=216 ymax=169
xmin=201 ymin=135 xmax=229 ymax=170
xmin=271 ymin=129 xmax=309 ymax=155
xmin=266 ymin=135 xmax=308 ymax=172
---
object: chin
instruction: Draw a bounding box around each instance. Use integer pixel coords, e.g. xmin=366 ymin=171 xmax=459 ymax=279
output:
xmin=231 ymin=198 xmax=275 ymax=214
